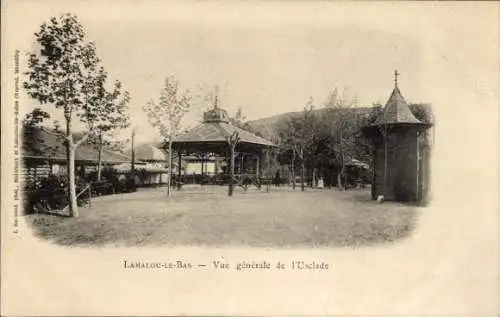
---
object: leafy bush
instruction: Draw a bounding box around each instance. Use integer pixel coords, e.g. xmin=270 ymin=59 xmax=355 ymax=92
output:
xmin=23 ymin=175 xmax=89 ymax=214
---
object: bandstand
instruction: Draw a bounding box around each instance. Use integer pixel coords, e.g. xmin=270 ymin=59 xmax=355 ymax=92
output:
xmin=172 ymin=105 xmax=277 ymax=196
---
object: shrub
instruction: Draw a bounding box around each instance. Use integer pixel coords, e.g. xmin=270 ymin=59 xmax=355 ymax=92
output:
xmin=23 ymin=175 xmax=89 ymax=214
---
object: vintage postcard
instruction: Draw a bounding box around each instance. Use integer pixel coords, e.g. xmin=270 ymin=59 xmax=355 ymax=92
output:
xmin=1 ymin=1 xmax=499 ymax=316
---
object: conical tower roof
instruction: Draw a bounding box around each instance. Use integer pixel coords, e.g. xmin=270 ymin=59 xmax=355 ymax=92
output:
xmin=374 ymin=84 xmax=422 ymax=126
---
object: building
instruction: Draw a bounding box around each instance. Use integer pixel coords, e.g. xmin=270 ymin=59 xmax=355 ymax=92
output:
xmin=21 ymin=126 xmax=130 ymax=183
xmin=363 ymin=72 xmax=433 ymax=203
xmin=120 ymin=143 xmax=170 ymax=186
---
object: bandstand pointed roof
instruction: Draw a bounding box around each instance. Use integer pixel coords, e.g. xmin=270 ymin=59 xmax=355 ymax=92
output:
xmin=172 ymin=107 xmax=276 ymax=152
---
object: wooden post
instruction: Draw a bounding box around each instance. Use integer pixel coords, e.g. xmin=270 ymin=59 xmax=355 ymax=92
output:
xmin=167 ymin=139 xmax=173 ymax=196
xmin=265 ymin=149 xmax=270 ymax=192
xmin=88 ymin=182 xmax=92 ymax=207
xmin=97 ymin=132 xmax=103 ymax=181
xmin=131 ymin=128 xmax=136 ymax=192
xmin=200 ymin=154 xmax=204 ymax=186
xmin=256 ymin=151 xmax=261 ymax=190
xmin=256 ymin=153 xmax=260 ymax=178
xmin=214 ymin=156 xmax=218 ymax=180
xmin=312 ymin=168 xmax=316 ymax=188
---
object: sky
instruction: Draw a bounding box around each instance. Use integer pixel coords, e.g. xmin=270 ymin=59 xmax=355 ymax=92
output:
xmin=6 ymin=1 xmax=497 ymax=145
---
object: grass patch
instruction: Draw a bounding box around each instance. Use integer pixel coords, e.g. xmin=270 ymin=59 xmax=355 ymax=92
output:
xmin=25 ymin=186 xmax=420 ymax=248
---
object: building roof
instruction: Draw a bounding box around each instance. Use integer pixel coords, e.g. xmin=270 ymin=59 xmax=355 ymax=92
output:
xmin=346 ymin=158 xmax=369 ymax=169
xmin=174 ymin=121 xmax=276 ymax=146
xmin=112 ymin=163 xmax=171 ymax=174
xmin=373 ymin=85 xmax=423 ymax=126
xmin=130 ymin=144 xmax=167 ymax=162
xmin=22 ymin=127 xmax=131 ymax=164
xmin=172 ymin=107 xmax=277 ymax=152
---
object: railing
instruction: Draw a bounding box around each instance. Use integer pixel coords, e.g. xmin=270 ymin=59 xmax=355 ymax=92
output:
xmin=61 ymin=183 xmax=92 ymax=213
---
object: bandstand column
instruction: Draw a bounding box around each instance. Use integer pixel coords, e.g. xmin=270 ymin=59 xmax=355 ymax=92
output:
xmin=201 ymin=154 xmax=205 ymax=185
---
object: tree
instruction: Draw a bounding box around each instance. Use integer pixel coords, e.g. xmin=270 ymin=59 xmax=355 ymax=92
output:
xmin=143 ymin=76 xmax=191 ymax=197
xmin=323 ymin=88 xmax=359 ymax=188
xmin=226 ymin=132 xmax=240 ymax=196
xmin=24 ymin=13 xmax=120 ymax=216
xmin=87 ymin=80 xmax=131 ymax=181
xmin=22 ymin=108 xmax=50 ymax=127
xmin=276 ymin=97 xmax=316 ymax=191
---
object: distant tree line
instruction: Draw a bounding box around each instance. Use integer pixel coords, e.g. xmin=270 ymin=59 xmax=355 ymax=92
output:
xmin=271 ymin=89 xmax=433 ymax=189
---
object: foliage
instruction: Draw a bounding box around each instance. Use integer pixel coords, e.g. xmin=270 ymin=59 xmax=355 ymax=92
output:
xmin=409 ymin=103 xmax=433 ymax=123
xmin=143 ymin=76 xmax=192 ymax=196
xmin=23 ymin=175 xmax=89 ymax=214
xmin=275 ymin=89 xmax=375 ymax=187
xmin=86 ymin=80 xmax=131 ymax=146
xmin=24 ymin=14 xmax=101 ymax=130
xmin=23 ymin=13 xmax=128 ymax=216
xmin=143 ymin=76 xmax=191 ymax=143
xmin=23 ymin=108 xmax=51 ymax=127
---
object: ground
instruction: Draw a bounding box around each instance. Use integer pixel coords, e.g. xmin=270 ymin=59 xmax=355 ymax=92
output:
xmin=25 ymin=185 xmax=420 ymax=248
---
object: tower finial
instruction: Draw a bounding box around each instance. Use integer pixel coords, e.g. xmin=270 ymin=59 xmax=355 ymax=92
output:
xmin=394 ymin=69 xmax=400 ymax=87
xmin=213 ymin=85 xmax=219 ymax=109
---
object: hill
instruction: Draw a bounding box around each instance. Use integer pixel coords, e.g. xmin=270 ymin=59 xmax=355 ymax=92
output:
xmin=247 ymin=106 xmax=375 ymax=139
xmin=247 ymin=104 xmax=432 ymax=140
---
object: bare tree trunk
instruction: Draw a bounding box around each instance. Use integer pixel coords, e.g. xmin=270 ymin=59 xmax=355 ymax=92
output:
xmin=291 ymin=147 xmax=296 ymax=190
xmin=68 ymin=145 xmax=78 ymax=216
xmin=312 ymin=167 xmax=316 ymax=188
xmin=228 ymin=147 xmax=235 ymax=196
xmin=167 ymin=139 xmax=172 ymax=197
xmin=337 ymin=163 xmax=345 ymax=189
xmin=97 ymin=131 xmax=103 ymax=181
xmin=337 ymin=129 xmax=345 ymax=189
xmin=300 ymin=146 xmax=305 ymax=192
xmin=177 ymin=150 xmax=182 ymax=190
xmin=226 ymin=133 xmax=240 ymax=196
xmin=65 ymin=118 xmax=78 ymax=217
xmin=383 ymin=128 xmax=388 ymax=197
xmin=131 ymin=129 xmax=136 ymax=191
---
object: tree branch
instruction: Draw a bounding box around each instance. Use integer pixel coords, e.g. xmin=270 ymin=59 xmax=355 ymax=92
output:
xmin=41 ymin=126 xmax=72 ymax=142
xmin=75 ymin=132 xmax=90 ymax=147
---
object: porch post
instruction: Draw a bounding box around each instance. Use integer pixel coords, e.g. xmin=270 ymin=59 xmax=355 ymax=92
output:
xmin=201 ymin=154 xmax=204 ymax=185
xmin=256 ymin=151 xmax=261 ymax=179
